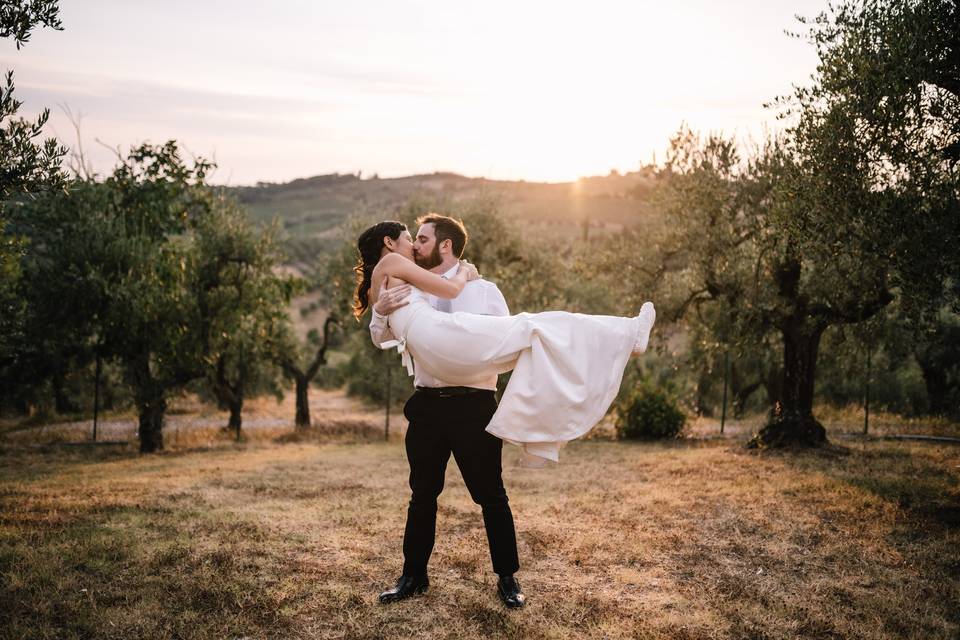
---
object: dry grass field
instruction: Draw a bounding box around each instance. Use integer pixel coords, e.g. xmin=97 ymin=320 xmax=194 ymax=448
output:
xmin=1 ymin=392 xmax=958 ymax=639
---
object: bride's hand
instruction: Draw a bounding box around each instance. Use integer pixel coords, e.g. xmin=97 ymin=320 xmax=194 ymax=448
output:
xmin=459 ymin=260 xmax=480 ymax=281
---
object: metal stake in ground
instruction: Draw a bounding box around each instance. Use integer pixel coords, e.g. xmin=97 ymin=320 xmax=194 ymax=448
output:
xmin=92 ymin=346 xmax=102 ymax=442
xmin=720 ymin=350 xmax=729 ymax=435
xmin=864 ymin=347 xmax=872 ymax=435
xmin=385 ymin=362 xmax=391 ymax=441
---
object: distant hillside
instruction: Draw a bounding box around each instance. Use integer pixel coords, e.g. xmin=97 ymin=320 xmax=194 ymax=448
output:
xmin=227 ymin=169 xmax=661 ymax=331
xmin=224 ymin=169 xmax=659 ymax=255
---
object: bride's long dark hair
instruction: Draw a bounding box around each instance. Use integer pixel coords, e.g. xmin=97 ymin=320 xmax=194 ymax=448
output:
xmin=353 ymin=221 xmax=407 ymax=319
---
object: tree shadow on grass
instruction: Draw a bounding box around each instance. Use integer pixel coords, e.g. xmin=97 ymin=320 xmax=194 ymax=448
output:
xmin=0 ymin=498 xmax=307 ymax=640
xmin=764 ymin=441 xmax=960 ymax=530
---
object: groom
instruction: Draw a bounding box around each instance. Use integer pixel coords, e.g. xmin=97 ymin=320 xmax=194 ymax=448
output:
xmin=369 ymin=213 xmax=526 ymax=609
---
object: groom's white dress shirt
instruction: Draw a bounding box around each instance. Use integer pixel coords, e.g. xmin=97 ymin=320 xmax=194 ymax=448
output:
xmin=369 ymin=263 xmax=510 ymax=391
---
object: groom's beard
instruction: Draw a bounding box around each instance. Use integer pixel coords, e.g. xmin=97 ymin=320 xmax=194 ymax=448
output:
xmin=415 ymin=244 xmax=443 ymax=270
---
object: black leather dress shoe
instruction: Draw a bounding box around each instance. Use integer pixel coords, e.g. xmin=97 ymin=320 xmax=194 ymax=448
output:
xmin=378 ymin=574 xmax=429 ymax=604
xmin=497 ymin=575 xmax=526 ymax=609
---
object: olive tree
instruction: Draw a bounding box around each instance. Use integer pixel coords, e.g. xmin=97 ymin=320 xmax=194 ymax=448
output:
xmin=0 ymin=0 xmax=66 ymax=401
xmin=630 ymin=0 xmax=958 ymax=446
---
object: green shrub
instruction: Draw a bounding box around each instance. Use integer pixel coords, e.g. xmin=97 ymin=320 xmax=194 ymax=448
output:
xmin=616 ymin=384 xmax=686 ymax=440
xmin=331 ymin=330 xmax=410 ymax=404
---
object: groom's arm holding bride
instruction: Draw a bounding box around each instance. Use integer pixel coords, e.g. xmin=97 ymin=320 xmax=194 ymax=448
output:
xmin=367 ymin=255 xmax=475 ymax=344
xmin=368 ymin=272 xmax=510 ymax=348
xmin=369 ymin=282 xmax=410 ymax=345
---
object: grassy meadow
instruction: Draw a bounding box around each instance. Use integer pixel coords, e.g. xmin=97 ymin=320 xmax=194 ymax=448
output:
xmin=2 ymin=391 xmax=958 ymax=639
xmin=3 ymin=3 xmax=957 ymax=639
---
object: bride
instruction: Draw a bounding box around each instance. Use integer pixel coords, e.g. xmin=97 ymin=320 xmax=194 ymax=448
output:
xmin=354 ymin=221 xmax=656 ymax=466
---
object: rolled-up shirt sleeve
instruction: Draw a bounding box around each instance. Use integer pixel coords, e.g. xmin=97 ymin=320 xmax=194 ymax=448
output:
xmin=369 ymin=310 xmax=396 ymax=348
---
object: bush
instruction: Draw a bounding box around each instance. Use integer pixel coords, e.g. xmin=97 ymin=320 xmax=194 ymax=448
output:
xmin=331 ymin=330 xmax=411 ymax=404
xmin=616 ymin=384 xmax=686 ymax=440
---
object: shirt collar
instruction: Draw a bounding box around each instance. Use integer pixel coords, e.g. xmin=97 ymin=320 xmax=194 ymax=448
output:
xmin=440 ymin=263 xmax=459 ymax=280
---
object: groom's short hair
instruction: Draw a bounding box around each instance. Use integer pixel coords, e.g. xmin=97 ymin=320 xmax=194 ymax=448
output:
xmin=417 ymin=213 xmax=468 ymax=258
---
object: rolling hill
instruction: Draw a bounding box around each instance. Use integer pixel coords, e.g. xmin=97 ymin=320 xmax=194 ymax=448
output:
xmin=225 ymin=169 xmax=659 ymax=253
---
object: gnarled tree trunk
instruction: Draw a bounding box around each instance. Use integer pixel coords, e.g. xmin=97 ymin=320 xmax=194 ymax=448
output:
xmin=214 ymin=355 xmax=245 ymax=440
xmin=228 ymin=396 xmax=243 ymax=436
xmin=279 ymin=316 xmax=337 ymax=430
xmin=135 ymin=384 xmax=167 ymax=453
xmin=127 ymin=352 xmax=173 ymax=453
xmin=750 ymin=318 xmax=827 ymax=447
xmin=294 ymin=374 xmax=310 ymax=428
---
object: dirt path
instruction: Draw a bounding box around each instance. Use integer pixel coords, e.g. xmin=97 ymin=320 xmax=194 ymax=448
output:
xmin=0 ymin=387 xmax=407 ymax=447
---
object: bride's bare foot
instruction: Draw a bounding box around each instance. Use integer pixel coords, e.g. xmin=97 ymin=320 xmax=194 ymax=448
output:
xmin=632 ymin=302 xmax=656 ymax=354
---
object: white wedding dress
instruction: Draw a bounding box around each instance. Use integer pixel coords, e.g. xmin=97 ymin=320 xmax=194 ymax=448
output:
xmin=384 ymin=287 xmax=654 ymax=466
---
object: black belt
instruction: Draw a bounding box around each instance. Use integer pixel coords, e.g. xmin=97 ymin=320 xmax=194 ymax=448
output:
xmin=415 ymin=386 xmax=492 ymax=398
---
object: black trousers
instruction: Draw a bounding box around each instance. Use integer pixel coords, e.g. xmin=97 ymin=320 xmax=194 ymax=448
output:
xmin=401 ymin=388 xmax=520 ymax=577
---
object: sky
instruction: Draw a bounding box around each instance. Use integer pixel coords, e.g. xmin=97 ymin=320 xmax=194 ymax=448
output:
xmin=2 ymin=0 xmax=828 ymax=185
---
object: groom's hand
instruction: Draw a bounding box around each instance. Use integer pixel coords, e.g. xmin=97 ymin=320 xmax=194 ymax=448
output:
xmin=373 ymin=282 xmax=412 ymax=316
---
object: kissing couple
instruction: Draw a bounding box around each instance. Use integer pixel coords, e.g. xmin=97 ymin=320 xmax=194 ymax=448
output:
xmin=354 ymin=213 xmax=655 ymax=609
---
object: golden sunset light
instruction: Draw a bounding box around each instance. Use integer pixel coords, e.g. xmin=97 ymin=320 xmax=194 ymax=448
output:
xmin=3 ymin=1 xmax=957 ymax=637
xmin=3 ymin=0 xmax=824 ymax=184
